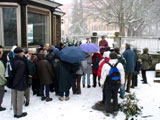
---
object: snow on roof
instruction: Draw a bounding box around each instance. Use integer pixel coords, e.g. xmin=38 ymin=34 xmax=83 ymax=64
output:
xmin=30 ymin=0 xmax=62 ymax=8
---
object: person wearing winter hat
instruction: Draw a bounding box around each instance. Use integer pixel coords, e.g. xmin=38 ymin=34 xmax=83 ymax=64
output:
xmin=12 ymin=47 xmax=28 ymax=118
xmin=100 ymin=52 xmax=125 ymax=116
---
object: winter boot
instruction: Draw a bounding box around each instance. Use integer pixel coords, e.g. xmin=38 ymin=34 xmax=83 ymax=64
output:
xmin=41 ymin=96 xmax=46 ymax=101
xmin=65 ymin=96 xmax=70 ymax=101
xmin=59 ymin=97 xmax=64 ymax=101
xmin=87 ymin=84 xmax=91 ymax=88
xmin=46 ymin=97 xmax=52 ymax=102
xmin=0 ymin=107 xmax=6 ymax=111
xmin=14 ymin=112 xmax=27 ymax=118
xmin=103 ymin=111 xmax=110 ymax=116
xmin=25 ymin=102 xmax=29 ymax=107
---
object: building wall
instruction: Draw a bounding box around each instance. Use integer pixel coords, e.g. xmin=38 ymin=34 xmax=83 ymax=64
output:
xmin=0 ymin=0 xmax=62 ymax=48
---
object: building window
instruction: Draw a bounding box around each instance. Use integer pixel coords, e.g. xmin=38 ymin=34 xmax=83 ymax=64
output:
xmin=2 ymin=7 xmax=17 ymax=46
xmin=107 ymin=25 xmax=113 ymax=30
xmin=99 ymin=25 xmax=105 ymax=31
xmin=92 ymin=26 xmax=98 ymax=31
xmin=27 ymin=11 xmax=49 ymax=45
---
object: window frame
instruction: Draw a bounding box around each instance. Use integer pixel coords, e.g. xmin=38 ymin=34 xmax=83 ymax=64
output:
xmin=0 ymin=3 xmax=21 ymax=48
xmin=26 ymin=5 xmax=51 ymax=47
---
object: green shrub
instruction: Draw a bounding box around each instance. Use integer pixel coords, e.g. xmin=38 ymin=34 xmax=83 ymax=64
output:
xmin=114 ymin=32 xmax=120 ymax=37
xmin=119 ymin=93 xmax=143 ymax=120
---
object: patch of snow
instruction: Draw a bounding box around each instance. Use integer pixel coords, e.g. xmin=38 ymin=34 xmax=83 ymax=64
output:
xmin=1 ymin=71 xmax=160 ymax=120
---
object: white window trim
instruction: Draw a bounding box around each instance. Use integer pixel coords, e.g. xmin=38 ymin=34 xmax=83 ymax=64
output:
xmin=27 ymin=5 xmax=51 ymax=46
xmin=30 ymin=0 xmax=61 ymax=8
xmin=0 ymin=3 xmax=21 ymax=47
xmin=17 ymin=5 xmax=21 ymax=47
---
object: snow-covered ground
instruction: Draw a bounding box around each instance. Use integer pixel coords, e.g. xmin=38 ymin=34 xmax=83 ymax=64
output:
xmin=1 ymin=71 xmax=160 ymax=120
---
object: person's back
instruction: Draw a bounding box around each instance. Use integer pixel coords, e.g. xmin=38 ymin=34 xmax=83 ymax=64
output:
xmin=57 ymin=61 xmax=79 ymax=100
xmin=122 ymin=47 xmax=135 ymax=73
xmin=140 ymin=48 xmax=150 ymax=84
xmin=13 ymin=55 xmax=28 ymax=91
xmin=37 ymin=54 xmax=53 ymax=85
xmin=140 ymin=49 xmax=150 ymax=70
xmin=81 ymin=54 xmax=92 ymax=88
xmin=122 ymin=43 xmax=135 ymax=93
xmin=101 ymin=54 xmax=125 ymax=87
xmin=12 ymin=47 xmax=28 ymax=118
xmin=101 ymin=52 xmax=124 ymax=116
xmin=37 ymin=53 xmax=53 ymax=101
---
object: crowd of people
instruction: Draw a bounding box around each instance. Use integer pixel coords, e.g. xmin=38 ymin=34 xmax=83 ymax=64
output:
xmin=0 ymin=36 xmax=152 ymax=118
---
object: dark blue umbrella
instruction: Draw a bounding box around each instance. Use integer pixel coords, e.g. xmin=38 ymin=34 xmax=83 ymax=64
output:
xmin=59 ymin=46 xmax=86 ymax=63
xmin=79 ymin=43 xmax=100 ymax=53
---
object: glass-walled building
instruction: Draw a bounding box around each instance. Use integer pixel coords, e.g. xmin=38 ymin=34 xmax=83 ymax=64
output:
xmin=0 ymin=0 xmax=64 ymax=49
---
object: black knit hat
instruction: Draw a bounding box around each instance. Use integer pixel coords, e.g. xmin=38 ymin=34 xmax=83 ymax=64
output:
xmin=109 ymin=52 xmax=118 ymax=59
xmin=14 ymin=47 xmax=24 ymax=53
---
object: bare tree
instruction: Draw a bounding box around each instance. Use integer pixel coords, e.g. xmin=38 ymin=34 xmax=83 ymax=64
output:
xmin=84 ymin=0 xmax=160 ymax=36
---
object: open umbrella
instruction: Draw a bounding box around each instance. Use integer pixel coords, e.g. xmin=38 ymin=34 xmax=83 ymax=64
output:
xmin=79 ymin=43 xmax=100 ymax=53
xmin=59 ymin=46 xmax=86 ymax=63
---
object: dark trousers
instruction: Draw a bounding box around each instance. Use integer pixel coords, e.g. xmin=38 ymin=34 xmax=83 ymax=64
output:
xmin=72 ymin=74 xmax=82 ymax=94
xmin=142 ymin=70 xmax=147 ymax=83
xmin=93 ymin=74 xmax=97 ymax=87
xmin=50 ymin=82 xmax=54 ymax=92
xmin=125 ymin=73 xmax=133 ymax=92
xmin=102 ymin=86 xmax=106 ymax=103
xmin=32 ymin=78 xmax=40 ymax=95
xmin=0 ymin=85 xmax=5 ymax=107
xmin=54 ymin=73 xmax=59 ymax=95
xmin=59 ymin=90 xmax=69 ymax=97
xmin=105 ymin=88 xmax=118 ymax=113
xmin=132 ymin=71 xmax=138 ymax=87
xmin=40 ymin=85 xmax=50 ymax=97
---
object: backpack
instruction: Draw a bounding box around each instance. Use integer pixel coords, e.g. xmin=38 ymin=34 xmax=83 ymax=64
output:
xmin=5 ymin=52 xmax=15 ymax=89
xmin=105 ymin=62 xmax=121 ymax=85
xmin=93 ymin=57 xmax=100 ymax=70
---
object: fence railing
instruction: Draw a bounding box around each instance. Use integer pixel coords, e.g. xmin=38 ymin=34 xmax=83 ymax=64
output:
xmin=121 ymin=37 xmax=160 ymax=53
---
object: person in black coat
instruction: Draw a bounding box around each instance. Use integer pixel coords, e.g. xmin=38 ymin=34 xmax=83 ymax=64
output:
xmin=57 ymin=61 xmax=79 ymax=101
xmin=12 ymin=47 xmax=28 ymax=118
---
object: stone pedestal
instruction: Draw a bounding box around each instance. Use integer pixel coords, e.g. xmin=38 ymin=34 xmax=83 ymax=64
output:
xmin=91 ymin=36 xmax=98 ymax=45
xmin=114 ymin=37 xmax=121 ymax=48
xmin=91 ymin=32 xmax=98 ymax=45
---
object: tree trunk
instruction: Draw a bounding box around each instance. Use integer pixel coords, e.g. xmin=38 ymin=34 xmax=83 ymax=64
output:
xmin=119 ymin=23 xmax=125 ymax=36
